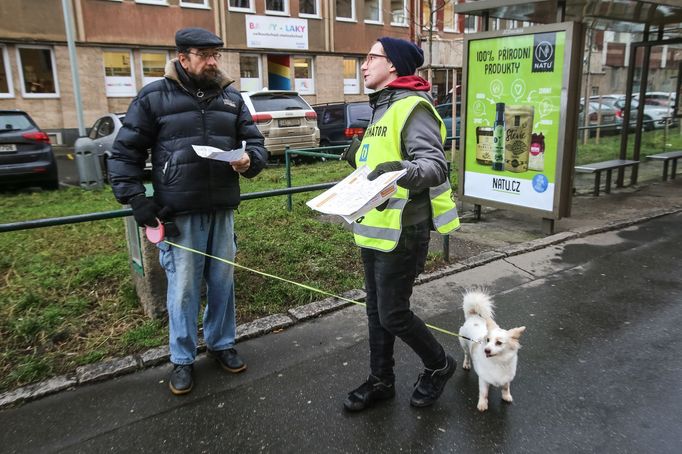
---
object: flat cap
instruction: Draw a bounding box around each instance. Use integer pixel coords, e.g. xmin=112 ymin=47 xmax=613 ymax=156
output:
xmin=175 ymin=27 xmax=223 ymax=49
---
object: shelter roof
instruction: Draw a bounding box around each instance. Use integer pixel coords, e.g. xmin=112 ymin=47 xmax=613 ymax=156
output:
xmin=455 ymin=0 xmax=682 ymax=38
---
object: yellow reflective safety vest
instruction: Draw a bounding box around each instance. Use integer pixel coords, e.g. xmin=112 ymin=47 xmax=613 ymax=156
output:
xmin=353 ymin=95 xmax=460 ymax=252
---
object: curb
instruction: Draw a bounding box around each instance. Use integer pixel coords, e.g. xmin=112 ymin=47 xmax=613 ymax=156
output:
xmin=2 ymin=205 xmax=681 ymax=409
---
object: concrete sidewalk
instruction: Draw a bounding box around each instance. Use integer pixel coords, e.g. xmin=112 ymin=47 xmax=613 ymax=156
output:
xmin=1 ymin=161 xmax=681 ymax=410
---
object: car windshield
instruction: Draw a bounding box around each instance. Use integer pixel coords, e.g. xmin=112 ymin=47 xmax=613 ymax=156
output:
xmin=348 ymin=104 xmax=371 ymax=122
xmin=0 ymin=113 xmax=34 ymax=132
xmin=249 ymin=94 xmax=310 ymax=112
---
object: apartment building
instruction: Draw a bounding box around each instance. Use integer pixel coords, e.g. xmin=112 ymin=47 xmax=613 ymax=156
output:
xmin=0 ymin=0 xmax=484 ymax=145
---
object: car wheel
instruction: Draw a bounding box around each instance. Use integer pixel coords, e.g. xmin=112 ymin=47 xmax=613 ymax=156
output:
xmin=643 ymin=115 xmax=654 ymax=131
xmin=42 ymin=179 xmax=60 ymax=191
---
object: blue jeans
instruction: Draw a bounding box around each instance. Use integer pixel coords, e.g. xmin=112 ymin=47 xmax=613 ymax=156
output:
xmin=157 ymin=210 xmax=237 ymax=365
xmin=361 ymin=220 xmax=445 ymax=381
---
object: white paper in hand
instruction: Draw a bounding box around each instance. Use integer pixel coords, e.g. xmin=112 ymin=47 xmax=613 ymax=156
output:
xmin=192 ymin=141 xmax=246 ymax=163
xmin=306 ymin=165 xmax=407 ymax=224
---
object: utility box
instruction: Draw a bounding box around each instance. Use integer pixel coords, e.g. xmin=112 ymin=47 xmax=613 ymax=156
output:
xmin=75 ymin=147 xmax=104 ymax=190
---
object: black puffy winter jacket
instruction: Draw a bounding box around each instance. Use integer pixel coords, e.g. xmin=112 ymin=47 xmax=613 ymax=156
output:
xmin=108 ymin=60 xmax=267 ymax=215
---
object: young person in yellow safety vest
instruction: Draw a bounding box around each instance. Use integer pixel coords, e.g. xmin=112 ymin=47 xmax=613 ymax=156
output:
xmin=340 ymin=37 xmax=461 ymax=412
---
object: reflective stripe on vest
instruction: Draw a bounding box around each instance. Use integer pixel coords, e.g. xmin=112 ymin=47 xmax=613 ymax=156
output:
xmin=352 ymin=95 xmax=459 ymax=251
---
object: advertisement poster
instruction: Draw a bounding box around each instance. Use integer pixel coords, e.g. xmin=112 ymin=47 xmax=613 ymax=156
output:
xmin=462 ymin=29 xmax=566 ymax=212
xmin=245 ymin=15 xmax=309 ymax=50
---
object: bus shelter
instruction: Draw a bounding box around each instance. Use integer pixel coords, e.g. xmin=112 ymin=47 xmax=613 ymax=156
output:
xmin=454 ymin=0 xmax=682 ymax=233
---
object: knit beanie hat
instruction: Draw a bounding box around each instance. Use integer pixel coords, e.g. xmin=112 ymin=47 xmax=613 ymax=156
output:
xmin=377 ymin=37 xmax=424 ymax=77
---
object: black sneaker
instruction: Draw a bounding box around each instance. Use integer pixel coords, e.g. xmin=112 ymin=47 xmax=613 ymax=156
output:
xmin=169 ymin=364 xmax=193 ymax=395
xmin=207 ymin=348 xmax=247 ymax=373
xmin=343 ymin=375 xmax=395 ymax=412
xmin=410 ymin=355 xmax=456 ymax=407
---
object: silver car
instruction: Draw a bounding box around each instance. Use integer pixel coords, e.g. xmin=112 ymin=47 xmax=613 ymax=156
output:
xmin=240 ymin=90 xmax=320 ymax=158
xmin=75 ymin=113 xmax=150 ymax=180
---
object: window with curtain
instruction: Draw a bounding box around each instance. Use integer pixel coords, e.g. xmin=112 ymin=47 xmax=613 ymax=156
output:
xmin=364 ymin=0 xmax=380 ymax=22
xmin=390 ymin=0 xmax=407 ymax=25
xmin=293 ymin=56 xmax=314 ymax=94
xmin=103 ymin=50 xmax=136 ymax=97
xmin=343 ymin=58 xmax=359 ymax=94
xmin=240 ymin=54 xmax=262 ymax=92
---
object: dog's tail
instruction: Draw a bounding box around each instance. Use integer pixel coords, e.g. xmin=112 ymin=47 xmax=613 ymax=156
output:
xmin=462 ymin=289 xmax=494 ymax=320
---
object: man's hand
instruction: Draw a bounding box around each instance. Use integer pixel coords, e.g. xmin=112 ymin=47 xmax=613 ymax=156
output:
xmin=231 ymin=152 xmax=251 ymax=174
xmin=129 ymin=195 xmax=160 ymax=227
xmin=367 ymin=161 xmax=405 ymax=181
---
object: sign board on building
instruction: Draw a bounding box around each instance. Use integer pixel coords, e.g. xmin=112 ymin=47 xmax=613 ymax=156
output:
xmin=246 ymin=15 xmax=308 ymax=50
xmin=459 ymin=22 xmax=582 ymax=220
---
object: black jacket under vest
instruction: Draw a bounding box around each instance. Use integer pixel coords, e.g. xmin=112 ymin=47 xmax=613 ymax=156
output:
xmin=109 ymin=59 xmax=267 ymax=215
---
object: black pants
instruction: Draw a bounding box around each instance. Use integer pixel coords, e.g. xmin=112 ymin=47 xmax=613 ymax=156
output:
xmin=361 ymin=220 xmax=446 ymax=381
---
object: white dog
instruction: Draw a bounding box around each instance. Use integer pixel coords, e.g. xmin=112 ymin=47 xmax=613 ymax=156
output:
xmin=458 ymin=290 xmax=526 ymax=412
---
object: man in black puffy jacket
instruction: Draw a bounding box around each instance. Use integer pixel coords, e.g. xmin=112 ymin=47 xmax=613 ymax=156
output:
xmin=108 ymin=27 xmax=267 ymax=395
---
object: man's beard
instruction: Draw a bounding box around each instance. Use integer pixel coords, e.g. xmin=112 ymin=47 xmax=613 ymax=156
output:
xmin=191 ymin=67 xmax=220 ymax=88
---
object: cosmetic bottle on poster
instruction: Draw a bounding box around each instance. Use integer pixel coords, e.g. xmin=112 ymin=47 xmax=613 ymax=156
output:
xmin=492 ymin=102 xmax=505 ymax=171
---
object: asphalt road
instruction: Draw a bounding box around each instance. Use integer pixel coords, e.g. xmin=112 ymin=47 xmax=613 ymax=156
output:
xmin=1 ymin=213 xmax=681 ymax=453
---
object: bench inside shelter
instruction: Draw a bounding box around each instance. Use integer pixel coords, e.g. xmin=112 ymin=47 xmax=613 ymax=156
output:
xmin=646 ymin=151 xmax=682 ymax=181
xmin=574 ymin=159 xmax=639 ymax=196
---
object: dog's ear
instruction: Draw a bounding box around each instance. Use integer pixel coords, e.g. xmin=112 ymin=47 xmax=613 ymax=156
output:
xmin=509 ymin=326 xmax=526 ymax=339
xmin=485 ymin=317 xmax=498 ymax=332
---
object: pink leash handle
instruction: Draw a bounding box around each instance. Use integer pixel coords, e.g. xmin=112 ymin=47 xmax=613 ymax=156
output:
xmin=145 ymin=218 xmax=165 ymax=244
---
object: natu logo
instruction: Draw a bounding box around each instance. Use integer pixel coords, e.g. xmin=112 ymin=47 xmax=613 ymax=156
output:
xmin=532 ymin=32 xmax=556 ymax=73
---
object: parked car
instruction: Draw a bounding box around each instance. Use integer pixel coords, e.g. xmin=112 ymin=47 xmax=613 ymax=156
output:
xmin=313 ymin=101 xmax=372 ymax=148
xmin=75 ymin=113 xmax=151 ymax=181
xmin=634 ymin=91 xmax=676 ymax=107
xmin=0 ymin=109 xmax=59 ymax=190
xmin=578 ymin=101 xmax=619 ymax=135
xmin=435 ymin=102 xmax=461 ymax=148
xmin=240 ymin=90 xmax=319 ymax=157
xmin=591 ymin=93 xmax=675 ymax=131
xmin=613 ymin=97 xmax=674 ymax=130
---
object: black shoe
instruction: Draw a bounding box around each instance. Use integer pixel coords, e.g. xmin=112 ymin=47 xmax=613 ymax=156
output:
xmin=410 ymin=355 xmax=456 ymax=407
xmin=208 ymin=348 xmax=247 ymax=373
xmin=343 ymin=375 xmax=395 ymax=412
xmin=169 ymin=364 xmax=193 ymax=395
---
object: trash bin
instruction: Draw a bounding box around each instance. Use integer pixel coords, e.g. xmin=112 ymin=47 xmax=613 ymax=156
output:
xmin=75 ymin=146 xmax=103 ymax=190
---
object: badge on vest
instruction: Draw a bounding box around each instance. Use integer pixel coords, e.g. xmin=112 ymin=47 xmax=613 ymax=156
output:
xmin=359 ymin=143 xmax=370 ymax=162
xmin=223 ymin=99 xmax=237 ymax=108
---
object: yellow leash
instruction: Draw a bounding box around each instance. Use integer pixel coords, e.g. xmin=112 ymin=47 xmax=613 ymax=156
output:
xmin=164 ymin=240 xmax=473 ymax=341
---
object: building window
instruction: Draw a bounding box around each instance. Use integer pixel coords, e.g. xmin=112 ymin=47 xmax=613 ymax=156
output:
xmin=17 ymin=46 xmax=59 ymax=98
xmin=364 ymin=0 xmax=381 ymax=23
xmin=293 ymin=56 xmax=314 ymax=94
xmin=229 ymin=0 xmax=254 ymax=12
xmin=179 ymin=0 xmax=209 ymax=8
xmin=464 ymin=15 xmax=478 ymax=33
xmin=491 ymin=18 xmax=501 ymax=31
xmin=422 ymin=0 xmax=437 ymax=30
xmin=0 ymin=45 xmax=13 ymax=98
xmin=343 ymin=57 xmax=360 ymax=94
xmin=266 ymin=0 xmax=288 ymax=15
xmin=443 ymin=1 xmax=455 ymax=32
xmin=336 ymin=0 xmax=354 ymax=21
xmin=390 ymin=0 xmax=407 ymax=25
xmin=299 ymin=0 xmax=319 ymax=16
xmin=103 ymin=50 xmax=136 ymax=97
xmin=240 ymin=54 xmax=262 ymax=92
xmin=141 ymin=51 xmax=168 ymax=86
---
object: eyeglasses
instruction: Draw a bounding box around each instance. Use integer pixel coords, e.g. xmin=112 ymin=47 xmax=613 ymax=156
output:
xmin=363 ymin=53 xmax=389 ymax=64
xmin=187 ymin=50 xmax=222 ymax=60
